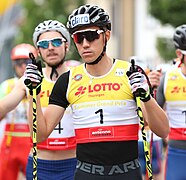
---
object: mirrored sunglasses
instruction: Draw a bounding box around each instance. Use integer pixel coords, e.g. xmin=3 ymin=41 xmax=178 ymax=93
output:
xmin=37 ymin=37 xmax=66 ymax=49
xmin=72 ymin=29 xmax=104 ymax=44
xmin=13 ymin=59 xmax=32 ymax=67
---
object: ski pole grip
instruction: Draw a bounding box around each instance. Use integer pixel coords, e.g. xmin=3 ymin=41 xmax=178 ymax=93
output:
xmin=126 ymin=58 xmax=136 ymax=77
xmin=24 ymin=52 xmax=36 ymax=90
xmin=29 ymin=52 xmax=36 ymax=64
xmin=24 ymin=79 xmax=31 ymax=86
xmin=131 ymin=59 xmax=135 ymax=71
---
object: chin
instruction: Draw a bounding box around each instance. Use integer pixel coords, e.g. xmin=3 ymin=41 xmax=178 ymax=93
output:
xmin=82 ymin=57 xmax=93 ymax=63
xmin=47 ymin=60 xmax=60 ymax=66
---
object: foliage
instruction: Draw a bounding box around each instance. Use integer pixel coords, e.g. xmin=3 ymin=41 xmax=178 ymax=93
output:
xmin=149 ymin=0 xmax=186 ymax=28
xmin=148 ymin=0 xmax=186 ymax=61
xmin=16 ymin=0 xmax=85 ymax=60
xmin=156 ymin=37 xmax=176 ymax=61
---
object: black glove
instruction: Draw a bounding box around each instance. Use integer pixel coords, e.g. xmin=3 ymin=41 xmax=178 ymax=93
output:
xmin=24 ymin=54 xmax=43 ymax=95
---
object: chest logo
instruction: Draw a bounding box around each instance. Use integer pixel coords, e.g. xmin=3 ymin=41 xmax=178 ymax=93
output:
xmin=73 ymin=74 xmax=82 ymax=81
xmin=75 ymin=83 xmax=121 ymax=96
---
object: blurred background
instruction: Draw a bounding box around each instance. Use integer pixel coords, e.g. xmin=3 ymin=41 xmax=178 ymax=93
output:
xmin=0 ymin=0 xmax=186 ymax=83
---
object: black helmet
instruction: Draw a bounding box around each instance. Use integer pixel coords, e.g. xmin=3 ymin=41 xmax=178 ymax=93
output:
xmin=67 ymin=4 xmax=111 ymax=34
xmin=173 ymin=24 xmax=186 ymax=50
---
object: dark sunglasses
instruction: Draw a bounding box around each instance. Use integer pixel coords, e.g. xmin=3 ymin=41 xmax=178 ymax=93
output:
xmin=37 ymin=37 xmax=66 ymax=49
xmin=72 ymin=29 xmax=104 ymax=44
xmin=13 ymin=59 xmax=32 ymax=67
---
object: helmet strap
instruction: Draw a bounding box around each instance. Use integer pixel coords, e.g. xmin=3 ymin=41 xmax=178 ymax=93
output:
xmin=181 ymin=54 xmax=185 ymax=64
xmin=50 ymin=66 xmax=59 ymax=80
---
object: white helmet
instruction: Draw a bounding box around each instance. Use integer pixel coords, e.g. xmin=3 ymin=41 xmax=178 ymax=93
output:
xmin=33 ymin=20 xmax=70 ymax=48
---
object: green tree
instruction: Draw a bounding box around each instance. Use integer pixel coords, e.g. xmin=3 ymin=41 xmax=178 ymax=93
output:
xmin=148 ymin=0 xmax=186 ymax=61
xmin=156 ymin=37 xmax=175 ymax=61
xmin=149 ymin=0 xmax=186 ymax=27
xmin=16 ymin=0 xmax=85 ymax=60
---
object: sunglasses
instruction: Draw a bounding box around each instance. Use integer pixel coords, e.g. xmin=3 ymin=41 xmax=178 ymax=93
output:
xmin=72 ymin=29 xmax=104 ymax=44
xmin=37 ymin=37 xmax=66 ymax=49
xmin=13 ymin=59 xmax=32 ymax=67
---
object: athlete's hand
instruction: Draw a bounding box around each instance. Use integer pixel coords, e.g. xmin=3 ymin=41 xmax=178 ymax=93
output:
xmin=128 ymin=72 xmax=151 ymax=102
xmin=148 ymin=69 xmax=162 ymax=89
xmin=24 ymin=61 xmax=43 ymax=95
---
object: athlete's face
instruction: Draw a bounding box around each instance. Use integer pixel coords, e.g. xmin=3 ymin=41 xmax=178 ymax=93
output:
xmin=72 ymin=26 xmax=110 ymax=64
xmin=37 ymin=31 xmax=68 ymax=67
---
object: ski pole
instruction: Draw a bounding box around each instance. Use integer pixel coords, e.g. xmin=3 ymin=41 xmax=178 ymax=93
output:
xmin=127 ymin=59 xmax=153 ymax=180
xmin=24 ymin=53 xmax=38 ymax=180
xmin=31 ymin=85 xmax=37 ymax=180
xmin=137 ymin=96 xmax=153 ymax=180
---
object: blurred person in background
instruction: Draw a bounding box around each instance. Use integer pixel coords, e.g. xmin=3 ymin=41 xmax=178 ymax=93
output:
xmin=0 ymin=43 xmax=37 ymax=180
xmin=156 ymin=24 xmax=186 ymax=180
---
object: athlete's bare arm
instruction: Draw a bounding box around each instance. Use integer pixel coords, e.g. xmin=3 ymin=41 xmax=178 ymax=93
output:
xmin=0 ymin=77 xmax=26 ymax=120
xmin=28 ymin=95 xmax=65 ymax=142
xmin=142 ymin=98 xmax=169 ymax=138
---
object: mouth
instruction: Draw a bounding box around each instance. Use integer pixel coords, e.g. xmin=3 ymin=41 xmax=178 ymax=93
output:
xmin=47 ymin=52 xmax=58 ymax=56
xmin=82 ymin=51 xmax=93 ymax=56
xmin=47 ymin=53 xmax=59 ymax=59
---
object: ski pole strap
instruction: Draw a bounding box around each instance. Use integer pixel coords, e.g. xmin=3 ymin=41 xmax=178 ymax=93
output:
xmin=136 ymin=97 xmax=153 ymax=180
xmin=32 ymin=89 xmax=37 ymax=180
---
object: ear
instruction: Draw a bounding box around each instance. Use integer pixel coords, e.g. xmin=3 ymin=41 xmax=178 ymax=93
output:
xmin=65 ymin=43 xmax=69 ymax=52
xmin=37 ymin=48 xmax=41 ymax=57
xmin=105 ymin=30 xmax=111 ymax=41
xmin=175 ymin=49 xmax=183 ymax=59
xmin=36 ymin=48 xmax=40 ymax=57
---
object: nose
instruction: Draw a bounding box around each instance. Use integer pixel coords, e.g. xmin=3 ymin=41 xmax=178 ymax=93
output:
xmin=48 ymin=42 xmax=54 ymax=49
xmin=82 ymin=38 xmax=90 ymax=47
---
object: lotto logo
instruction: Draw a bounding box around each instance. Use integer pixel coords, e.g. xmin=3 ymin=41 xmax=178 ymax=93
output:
xmin=75 ymin=83 xmax=122 ymax=96
xmin=75 ymin=86 xmax=86 ymax=96
xmin=171 ymin=86 xmax=186 ymax=93
xmin=71 ymin=14 xmax=90 ymax=28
